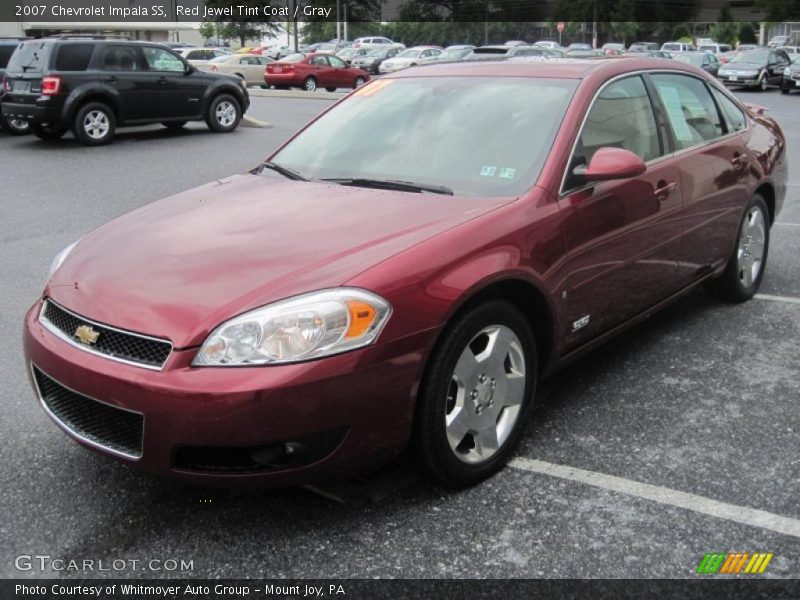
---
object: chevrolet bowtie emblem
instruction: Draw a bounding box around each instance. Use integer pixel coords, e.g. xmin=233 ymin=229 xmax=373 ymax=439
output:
xmin=74 ymin=324 xmax=100 ymax=346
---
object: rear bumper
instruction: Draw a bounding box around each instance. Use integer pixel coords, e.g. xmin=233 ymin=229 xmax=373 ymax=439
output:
xmin=1 ymin=98 xmax=62 ymax=124
xmin=24 ymin=299 xmax=434 ymax=487
xmin=264 ymin=73 xmax=302 ymax=87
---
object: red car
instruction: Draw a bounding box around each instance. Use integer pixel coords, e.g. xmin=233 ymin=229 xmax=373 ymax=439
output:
xmin=265 ymin=53 xmax=369 ymax=92
xmin=25 ymin=59 xmax=786 ymax=488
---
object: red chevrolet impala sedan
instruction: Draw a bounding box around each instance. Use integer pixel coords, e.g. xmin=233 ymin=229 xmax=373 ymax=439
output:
xmin=265 ymin=53 xmax=369 ymax=92
xmin=25 ymin=58 xmax=786 ymax=488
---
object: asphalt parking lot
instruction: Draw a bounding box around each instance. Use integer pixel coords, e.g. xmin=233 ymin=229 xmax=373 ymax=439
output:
xmin=0 ymin=87 xmax=798 ymax=580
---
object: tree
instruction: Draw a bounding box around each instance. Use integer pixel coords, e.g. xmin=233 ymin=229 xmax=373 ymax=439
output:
xmin=198 ymin=22 xmax=216 ymax=41
xmin=672 ymin=23 xmax=691 ymax=41
xmin=610 ymin=0 xmax=638 ymax=44
xmin=709 ymin=2 xmax=738 ymax=46
xmin=738 ymin=23 xmax=757 ymax=44
xmin=756 ymin=0 xmax=800 ymax=22
xmin=202 ymin=0 xmax=281 ymax=46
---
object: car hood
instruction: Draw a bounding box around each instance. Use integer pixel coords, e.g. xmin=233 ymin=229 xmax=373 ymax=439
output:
xmin=721 ymin=62 xmax=763 ymax=70
xmin=48 ymin=173 xmax=513 ymax=348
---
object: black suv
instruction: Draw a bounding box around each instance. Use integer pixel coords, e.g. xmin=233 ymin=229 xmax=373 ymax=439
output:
xmin=1 ymin=38 xmax=250 ymax=145
xmin=0 ymin=38 xmax=30 ymax=134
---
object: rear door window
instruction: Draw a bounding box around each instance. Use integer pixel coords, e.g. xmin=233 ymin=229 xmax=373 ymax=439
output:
xmin=99 ymin=45 xmax=144 ymax=71
xmin=143 ymin=47 xmax=185 ymax=72
xmin=54 ymin=44 xmax=95 ymax=71
xmin=650 ymin=73 xmax=724 ymax=149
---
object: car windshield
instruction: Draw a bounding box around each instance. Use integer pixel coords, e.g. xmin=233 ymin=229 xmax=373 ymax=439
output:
xmin=398 ymin=49 xmax=420 ymax=58
xmin=270 ymin=77 xmax=577 ymax=197
xmin=367 ymin=48 xmax=386 ymax=57
xmin=6 ymin=40 xmax=49 ymax=73
xmin=675 ymin=53 xmax=704 ymax=66
xmin=281 ymin=53 xmax=307 ymax=63
xmin=731 ymin=50 xmax=768 ymax=63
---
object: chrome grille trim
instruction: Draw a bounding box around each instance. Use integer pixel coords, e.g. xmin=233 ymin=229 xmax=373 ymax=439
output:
xmin=38 ymin=299 xmax=172 ymax=371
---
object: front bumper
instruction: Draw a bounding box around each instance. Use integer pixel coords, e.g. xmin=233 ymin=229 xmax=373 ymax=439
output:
xmin=24 ymin=299 xmax=433 ymax=486
xmin=718 ymin=74 xmax=761 ymax=87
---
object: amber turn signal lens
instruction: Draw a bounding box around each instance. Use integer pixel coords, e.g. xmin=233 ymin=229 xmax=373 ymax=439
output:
xmin=345 ymin=300 xmax=377 ymax=339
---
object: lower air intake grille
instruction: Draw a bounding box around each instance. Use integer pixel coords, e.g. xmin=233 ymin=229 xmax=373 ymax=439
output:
xmin=32 ymin=366 xmax=144 ymax=459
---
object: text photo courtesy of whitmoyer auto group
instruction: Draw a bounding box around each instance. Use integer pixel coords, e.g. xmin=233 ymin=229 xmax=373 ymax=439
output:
xmin=1 ymin=0 xmax=800 ymax=598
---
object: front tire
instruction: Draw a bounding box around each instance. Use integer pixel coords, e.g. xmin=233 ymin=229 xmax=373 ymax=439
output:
xmin=72 ymin=102 xmax=116 ymax=145
xmin=706 ymin=194 xmax=770 ymax=302
xmin=205 ymin=94 xmax=241 ymax=133
xmin=415 ymin=300 xmax=537 ymax=488
xmin=353 ymin=76 xmax=366 ymax=89
xmin=758 ymin=73 xmax=769 ymax=91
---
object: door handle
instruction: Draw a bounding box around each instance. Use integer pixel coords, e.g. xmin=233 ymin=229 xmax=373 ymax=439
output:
xmin=103 ymin=75 xmax=117 ymax=84
xmin=157 ymin=76 xmax=168 ymax=85
xmin=654 ymin=181 xmax=676 ymax=200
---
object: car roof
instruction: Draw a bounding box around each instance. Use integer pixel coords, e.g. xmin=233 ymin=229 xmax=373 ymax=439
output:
xmin=387 ymin=56 xmax=705 ymax=81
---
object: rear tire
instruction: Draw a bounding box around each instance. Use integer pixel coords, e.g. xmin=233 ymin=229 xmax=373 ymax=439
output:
xmin=31 ymin=122 xmax=67 ymax=141
xmin=2 ymin=115 xmax=30 ymax=135
xmin=705 ymin=194 xmax=770 ymax=303
xmin=72 ymin=102 xmax=116 ymax=146
xmin=205 ymin=94 xmax=241 ymax=133
xmin=303 ymin=77 xmax=317 ymax=92
xmin=415 ymin=300 xmax=537 ymax=488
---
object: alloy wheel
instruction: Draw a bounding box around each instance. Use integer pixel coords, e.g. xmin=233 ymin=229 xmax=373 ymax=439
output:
xmin=737 ymin=205 xmax=766 ymax=288
xmin=215 ymin=101 xmax=236 ymax=127
xmin=445 ymin=325 xmax=526 ymax=464
xmin=83 ymin=110 xmax=110 ymax=140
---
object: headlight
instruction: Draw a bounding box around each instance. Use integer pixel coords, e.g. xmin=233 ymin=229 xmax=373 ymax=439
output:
xmin=193 ymin=288 xmax=391 ymax=366
xmin=785 ymin=67 xmax=791 ymax=77
xmin=49 ymin=240 xmax=79 ymax=276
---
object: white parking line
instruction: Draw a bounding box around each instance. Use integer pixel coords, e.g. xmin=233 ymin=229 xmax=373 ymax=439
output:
xmin=509 ymin=458 xmax=800 ymax=539
xmin=754 ymin=293 xmax=800 ymax=305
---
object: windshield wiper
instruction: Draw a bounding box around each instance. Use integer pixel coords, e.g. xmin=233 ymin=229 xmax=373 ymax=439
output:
xmin=258 ymin=161 xmax=308 ymax=181
xmin=321 ymin=178 xmax=454 ymax=196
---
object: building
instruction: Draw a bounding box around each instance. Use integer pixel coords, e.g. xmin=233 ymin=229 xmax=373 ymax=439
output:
xmin=0 ymin=21 xmax=204 ymax=45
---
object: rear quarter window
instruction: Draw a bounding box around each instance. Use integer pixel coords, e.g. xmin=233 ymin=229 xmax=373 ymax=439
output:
xmin=54 ymin=44 xmax=95 ymax=71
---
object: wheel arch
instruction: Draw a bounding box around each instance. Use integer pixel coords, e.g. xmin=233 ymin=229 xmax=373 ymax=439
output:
xmin=63 ymin=90 xmax=120 ymax=124
xmin=754 ymin=182 xmax=776 ymax=226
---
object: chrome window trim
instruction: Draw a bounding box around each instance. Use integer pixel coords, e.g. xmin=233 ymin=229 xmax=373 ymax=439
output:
xmin=558 ymin=68 xmax=752 ymax=198
xmin=38 ymin=299 xmax=172 ymax=372
xmin=29 ymin=362 xmax=144 ymax=461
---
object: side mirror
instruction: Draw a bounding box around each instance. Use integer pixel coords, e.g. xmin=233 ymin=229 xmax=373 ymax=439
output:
xmin=574 ymin=147 xmax=647 ymax=182
xmin=185 ymin=63 xmax=195 ymax=75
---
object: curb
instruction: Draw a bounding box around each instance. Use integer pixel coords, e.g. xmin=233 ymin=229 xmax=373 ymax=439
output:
xmin=249 ymin=89 xmax=346 ymax=101
xmin=242 ymin=115 xmax=273 ymax=128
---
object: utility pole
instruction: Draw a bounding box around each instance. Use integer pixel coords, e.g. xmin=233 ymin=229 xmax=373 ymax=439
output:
xmin=343 ymin=2 xmax=348 ymax=41
xmin=336 ymin=0 xmax=341 ymax=41
xmin=592 ymin=1 xmax=597 ymax=49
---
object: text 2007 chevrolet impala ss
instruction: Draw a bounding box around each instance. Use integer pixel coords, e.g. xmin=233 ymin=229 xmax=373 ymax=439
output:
xmin=24 ymin=58 xmax=786 ymax=488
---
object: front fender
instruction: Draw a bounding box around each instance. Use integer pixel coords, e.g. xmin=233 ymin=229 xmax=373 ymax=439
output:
xmin=201 ymin=78 xmax=249 ymax=114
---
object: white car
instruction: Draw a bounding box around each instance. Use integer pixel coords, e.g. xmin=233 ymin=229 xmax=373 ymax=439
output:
xmin=378 ymin=47 xmax=443 ymax=73
xmin=177 ymin=48 xmax=229 ymax=66
xmin=778 ymin=45 xmax=800 ymax=55
xmin=661 ymin=41 xmax=696 ymax=52
xmin=353 ymin=37 xmax=400 ymax=50
xmin=532 ymin=41 xmax=562 ymax=50
xmin=199 ymin=53 xmax=273 ymax=87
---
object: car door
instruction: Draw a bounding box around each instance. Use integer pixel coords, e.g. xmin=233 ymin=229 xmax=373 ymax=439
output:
xmin=327 ymin=55 xmax=351 ymax=87
xmin=307 ymin=54 xmax=333 ymax=86
xmin=96 ymin=43 xmax=152 ymax=121
xmin=648 ymin=73 xmax=750 ymax=283
xmin=558 ymin=75 xmax=683 ymax=348
xmin=771 ymin=50 xmax=790 ymax=84
xmin=141 ymin=46 xmax=205 ymax=119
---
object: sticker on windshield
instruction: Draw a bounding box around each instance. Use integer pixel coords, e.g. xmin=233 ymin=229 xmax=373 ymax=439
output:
xmin=499 ymin=167 xmax=517 ymax=179
xmin=480 ymin=165 xmax=497 ymax=177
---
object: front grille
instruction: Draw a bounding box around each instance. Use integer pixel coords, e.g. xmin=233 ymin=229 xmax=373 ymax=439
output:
xmin=32 ymin=366 xmax=144 ymax=459
xmin=40 ymin=300 xmax=171 ymax=369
